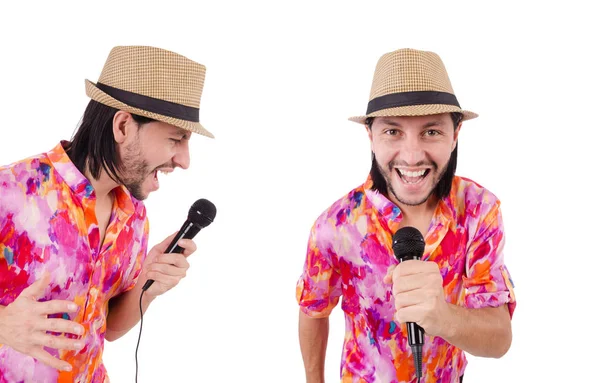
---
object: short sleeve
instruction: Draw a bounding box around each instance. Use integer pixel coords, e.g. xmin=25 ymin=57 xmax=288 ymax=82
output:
xmin=462 ymin=201 xmax=516 ymax=317
xmin=296 ymin=219 xmax=342 ymax=318
xmin=121 ymin=210 xmax=150 ymax=294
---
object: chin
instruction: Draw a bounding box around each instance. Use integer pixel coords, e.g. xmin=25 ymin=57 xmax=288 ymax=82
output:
xmin=391 ymin=187 xmax=435 ymax=206
xmin=125 ymin=186 xmax=149 ymax=201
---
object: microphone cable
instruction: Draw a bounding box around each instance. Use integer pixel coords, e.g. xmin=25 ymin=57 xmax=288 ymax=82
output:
xmin=135 ymin=289 xmax=145 ymax=383
xmin=132 ymin=198 xmax=216 ymax=382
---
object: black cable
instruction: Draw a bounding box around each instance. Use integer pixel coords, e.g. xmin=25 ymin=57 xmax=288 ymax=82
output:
xmin=135 ymin=290 xmax=145 ymax=383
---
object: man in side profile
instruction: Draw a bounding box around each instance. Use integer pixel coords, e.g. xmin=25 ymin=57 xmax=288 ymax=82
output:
xmin=0 ymin=46 xmax=214 ymax=382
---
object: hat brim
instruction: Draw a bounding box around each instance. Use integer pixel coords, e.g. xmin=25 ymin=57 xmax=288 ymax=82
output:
xmin=85 ymin=80 xmax=214 ymax=138
xmin=348 ymin=104 xmax=478 ymax=124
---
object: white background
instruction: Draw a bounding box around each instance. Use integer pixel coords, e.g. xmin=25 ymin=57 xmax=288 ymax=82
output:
xmin=1 ymin=1 xmax=598 ymax=382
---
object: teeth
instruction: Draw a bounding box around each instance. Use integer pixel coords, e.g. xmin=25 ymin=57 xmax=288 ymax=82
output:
xmin=398 ymin=169 xmax=426 ymax=177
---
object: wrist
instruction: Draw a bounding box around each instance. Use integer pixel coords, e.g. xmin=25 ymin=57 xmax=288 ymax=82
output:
xmin=438 ymin=302 xmax=460 ymax=340
xmin=137 ymin=280 xmax=159 ymax=302
xmin=306 ymin=373 xmax=325 ymax=383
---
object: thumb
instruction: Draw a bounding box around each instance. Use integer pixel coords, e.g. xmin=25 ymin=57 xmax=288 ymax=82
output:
xmin=20 ymin=273 xmax=51 ymax=300
xmin=383 ymin=265 xmax=396 ymax=285
xmin=155 ymin=231 xmax=179 ymax=253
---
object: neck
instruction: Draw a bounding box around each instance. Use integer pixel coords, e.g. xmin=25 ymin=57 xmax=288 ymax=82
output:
xmin=85 ymin=168 xmax=119 ymax=202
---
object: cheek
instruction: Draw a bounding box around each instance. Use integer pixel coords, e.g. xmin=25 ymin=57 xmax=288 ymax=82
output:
xmin=430 ymin=143 xmax=454 ymax=165
xmin=372 ymin=141 xmax=396 ymax=163
xmin=149 ymin=145 xmax=174 ymax=165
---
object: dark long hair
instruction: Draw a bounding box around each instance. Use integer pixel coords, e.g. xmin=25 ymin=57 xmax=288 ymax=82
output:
xmin=368 ymin=112 xmax=463 ymax=199
xmin=66 ymin=100 xmax=155 ymax=184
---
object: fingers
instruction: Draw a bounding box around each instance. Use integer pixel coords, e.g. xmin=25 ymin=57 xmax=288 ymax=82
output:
xmin=144 ymin=272 xmax=182 ymax=288
xmin=394 ymin=305 xmax=421 ymax=324
xmin=384 ymin=261 xmax=437 ymax=285
xmin=391 ymin=274 xmax=424 ymax=295
xmin=153 ymin=253 xmax=190 ymax=269
xmin=154 ymin=234 xmax=197 ymax=256
xmin=176 ymin=239 xmax=197 ymax=256
xmin=147 ymin=262 xmax=187 ymax=279
xmin=36 ymin=300 xmax=79 ymax=316
xmin=38 ymin=319 xmax=85 ymax=336
xmin=33 ymin=333 xmax=84 ymax=351
xmin=20 ymin=273 xmax=51 ymax=300
xmin=393 ymin=289 xmax=426 ymax=310
xmin=29 ymin=347 xmax=74 ymax=372
xmin=394 ymin=260 xmax=439 ymax=277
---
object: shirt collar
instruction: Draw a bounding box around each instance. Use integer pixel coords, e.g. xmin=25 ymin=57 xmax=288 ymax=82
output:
xmin=362 ymin=174 xmax=456 ymax=235
xmin=47 ymin=141 xmax=136 ymax=216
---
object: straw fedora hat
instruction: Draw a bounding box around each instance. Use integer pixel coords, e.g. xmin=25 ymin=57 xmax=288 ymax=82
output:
xmin=349 ymin=48 xmax=477 ymax=124
xmin=85 ymin=45 xmax=213 ymax=138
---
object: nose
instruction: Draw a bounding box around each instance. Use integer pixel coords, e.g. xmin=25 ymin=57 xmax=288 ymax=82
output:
xmin=173 ymin=140 xmax=191 ymax=170
xmin=398 ymin=133 xmax=425 ymax=165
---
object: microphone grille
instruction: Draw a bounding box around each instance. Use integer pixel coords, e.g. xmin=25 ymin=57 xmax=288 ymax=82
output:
xmin=188 ymin=198 xmax=217 ymax=227
xmin=392 ymin=227 xmax=425 ymax=260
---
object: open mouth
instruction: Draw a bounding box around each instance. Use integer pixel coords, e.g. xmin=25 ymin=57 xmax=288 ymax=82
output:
xmin=152 ymin=168 xmax=173 ymax=187
xmin=395 ymin=168 xmax=430 ymax=184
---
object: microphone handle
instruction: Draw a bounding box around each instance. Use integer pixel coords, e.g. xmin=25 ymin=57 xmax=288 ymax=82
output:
xmin=406 ymin=322 xmax=424 ymax=346
xmin=398 ymin=253 xmax=425 ymax=379
xmin=398 ymin=254 xmax=425 ymax=347
xmin=141 ymin=220 xmax=202 ymax=291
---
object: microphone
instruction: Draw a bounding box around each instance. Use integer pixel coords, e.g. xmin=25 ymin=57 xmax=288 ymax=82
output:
xmin=392 ymin=226 xmax=425 ymax=381
xmin=142 ymin=198 xmax=217 ymax=291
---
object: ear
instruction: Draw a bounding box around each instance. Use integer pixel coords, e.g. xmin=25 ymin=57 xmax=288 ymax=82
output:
xmin=112 ymin=111 xmax=137 ymax=144
xmin=452 ymin=121 xmax=462 ymax=151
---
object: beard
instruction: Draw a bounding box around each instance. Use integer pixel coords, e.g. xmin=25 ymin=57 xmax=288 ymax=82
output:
xmin=376 ymin=156 xmax=450 ymax=207
xmin=118 ymin=140 xmax=151 ymax=200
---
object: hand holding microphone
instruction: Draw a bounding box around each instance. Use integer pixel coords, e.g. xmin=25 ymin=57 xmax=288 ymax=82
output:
xmin=384 ymin=227 xmax=450 ymax=381
xmin=141 ymin=198 xmax=216 ymax=296
xmin=134 ymin=199 xmax=217 ymax=382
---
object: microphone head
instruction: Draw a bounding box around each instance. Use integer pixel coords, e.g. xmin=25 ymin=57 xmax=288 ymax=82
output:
xmin=188 ymin=198 xmax=217 ymax=228
xmin=392 ymin=226 xmax=425 ymax=261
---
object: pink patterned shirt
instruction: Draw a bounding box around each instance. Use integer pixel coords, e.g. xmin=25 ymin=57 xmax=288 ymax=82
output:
xmin=296 ymin=175 xmax=516 ymax=383
xmin=0 ymin=142 xmax=149 ymax=383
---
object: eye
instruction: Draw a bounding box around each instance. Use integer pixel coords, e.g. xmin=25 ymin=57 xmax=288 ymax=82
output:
xmin=170 ymin=138 xmax=182 ymax=143
xmin=423 ymin=129 xmax=441 ymax=137
xmin=385 ymin=129 xmax=400 ymax=136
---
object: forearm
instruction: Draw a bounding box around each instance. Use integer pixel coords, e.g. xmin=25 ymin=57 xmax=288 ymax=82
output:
xmin=0 ymin=305 xmax=5 ymax=344
xmin=105 ymin=280 xmax=156 ymax=342
xmin=440 ymin=303 xmax=512 ymax=358
xmin=299 ymin=311 xmax=329 ymax=383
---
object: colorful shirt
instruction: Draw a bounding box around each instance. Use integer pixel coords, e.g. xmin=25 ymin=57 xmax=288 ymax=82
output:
xmin=296 ymin=175 xmax=516 ymax=383
xmin=0 ymin=142 xmax=149 ymax=383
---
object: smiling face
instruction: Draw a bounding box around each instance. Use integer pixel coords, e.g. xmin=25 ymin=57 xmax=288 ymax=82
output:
xmin=114 ymin=113 xmax=191 ymax=200
xmin=368 ymin=113 xmax=461 ymax=207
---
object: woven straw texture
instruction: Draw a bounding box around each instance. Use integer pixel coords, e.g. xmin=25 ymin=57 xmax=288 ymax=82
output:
xmin=349 ymin=48 xmax=477 ymax=123
xmin=86 ymin=46 xmax=213 ymax=138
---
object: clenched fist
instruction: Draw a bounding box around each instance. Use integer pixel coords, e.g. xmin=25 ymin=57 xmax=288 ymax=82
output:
xmin=384 ymin=260 xmax=451 ymax=337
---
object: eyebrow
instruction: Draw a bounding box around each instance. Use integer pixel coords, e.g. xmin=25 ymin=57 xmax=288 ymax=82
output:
xmin=379 ymin=118 xmax=403 ymax=127
xmin=171 ymin=127 xmax=191 ymax=139
xmin=422 ymin=120 xmax=444 ymax=129
xmin=378 ymin=118 xmax=445 ymax=129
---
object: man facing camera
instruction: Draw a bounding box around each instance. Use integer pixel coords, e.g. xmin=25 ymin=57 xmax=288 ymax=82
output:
xmin=297 ymin=48 xmax=516 ymax=383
